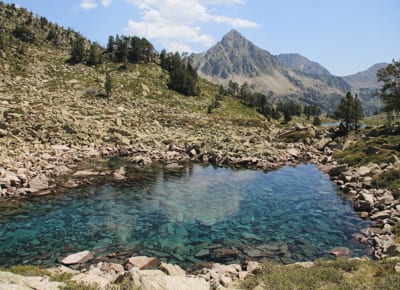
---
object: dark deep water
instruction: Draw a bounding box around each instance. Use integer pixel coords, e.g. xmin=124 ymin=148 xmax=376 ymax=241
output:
xmin=0 ymin=163 xmax=370 ymax=268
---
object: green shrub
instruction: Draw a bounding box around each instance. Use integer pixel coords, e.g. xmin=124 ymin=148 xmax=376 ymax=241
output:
xmin=374 ymin=169 xmax=400 ymax=190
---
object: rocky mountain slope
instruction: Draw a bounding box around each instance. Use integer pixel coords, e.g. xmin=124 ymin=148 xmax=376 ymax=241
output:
xmin=192 ymin=30 xmax=383 ymax=114
xmin=276 ymin=53 xmax=332 ymax=76
xmin=343 ymin=62 xmax=388 ymax=89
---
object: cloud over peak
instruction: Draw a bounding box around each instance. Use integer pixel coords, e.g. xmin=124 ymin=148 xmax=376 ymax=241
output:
xmin=80 ymin=0 xmax=112 ymax=10
xmin=80 ymin=0 xmax=97 ymax=10
xmin=124 ymin=0 xmax=258 ymax=52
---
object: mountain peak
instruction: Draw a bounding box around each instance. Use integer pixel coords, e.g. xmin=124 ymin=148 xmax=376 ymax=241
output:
xmin=220 ymin=29 xmax=250 ymax=47
xmin=223 ymin=29 xmax=245 ymax=39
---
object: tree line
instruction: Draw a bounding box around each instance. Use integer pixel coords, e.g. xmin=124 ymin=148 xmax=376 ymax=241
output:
xmin=160 ymin=50 xmax=200 ymax=96
xmin=69 ymin=34 xmax=156 ymax=66
xmin=224 ymin=80 xmax=322 ymax=125
xmin=68 ymin=35 xmax=200 ymax=97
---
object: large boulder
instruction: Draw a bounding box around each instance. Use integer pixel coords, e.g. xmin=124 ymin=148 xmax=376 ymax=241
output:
xmin=316 ymin=138 xmax=331 ymax=151
xmin=354 ymin=190 xmax=375 ymax=212
xmin=0 ymin=271 xmax=64 ymax=290
xmin=357 ymin=166 xmax=372 ymax=177
xmin=0 ymin=169 xmax=20 ymax=187
xmin=126 ymin=256 xmax=160 ymax=270
xmin=71 ymin=273 xmax=111 ymax=289
xmin=159 ymin=262 xmax=186 ymax=276
xmin=61 ymin=250 xmax=93 ymax=265
xmin=29 ymin=174 xmax=49 ymax=192
xmin=140 ymin=275 xmax=209 ymax=290
xmin=329 ymin=165 xmax=348 ymax=176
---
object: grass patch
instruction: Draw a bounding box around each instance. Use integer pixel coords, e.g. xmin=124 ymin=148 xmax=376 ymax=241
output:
xmin=333 ymin=134 xmax=400 ymax=167
xmin=374 ymin=169 xmax=400 ymax=190
xmin=280 ymin=131 xmax=311 ymax=143
xmin=241 ymin=258 xmax=400 ymax=290
xmin=60 ymin=281 xmax=100 ymax=290
xmin=5 ymin=265 xmax=50 ymax=276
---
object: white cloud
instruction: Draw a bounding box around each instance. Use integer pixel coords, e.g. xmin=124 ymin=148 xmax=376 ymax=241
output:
xmin=80 ymin=0 xmax=97 ymax=10
xmin=123 ymin=0 xmax=258 ymax=52
xmin=102 ymin=0 xmax=113 ymax=7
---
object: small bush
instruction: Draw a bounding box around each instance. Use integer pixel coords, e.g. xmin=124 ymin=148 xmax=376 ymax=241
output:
xmin=280 ymin=131 xmax=310 ymax=143
xmin=374 ymin=169 xmax=400 ymax=190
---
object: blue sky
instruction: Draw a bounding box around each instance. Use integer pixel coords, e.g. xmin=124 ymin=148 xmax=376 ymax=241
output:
xmin=5 ymin=0 xmax=400 ymax=76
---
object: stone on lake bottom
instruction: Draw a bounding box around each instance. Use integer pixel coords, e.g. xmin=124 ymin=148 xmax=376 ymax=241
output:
xmin=328 ymin=247 xmax=351 ymax=258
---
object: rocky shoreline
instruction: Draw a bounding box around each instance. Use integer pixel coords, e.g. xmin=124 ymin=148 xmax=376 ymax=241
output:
xmin=1 ymin=123 xmax=400 ymax=289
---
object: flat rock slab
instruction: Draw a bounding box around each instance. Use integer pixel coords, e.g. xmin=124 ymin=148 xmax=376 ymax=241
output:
xmin=141 ymin=275 xmax=209 ymax=290
xmin=72 ymin=170 xmax=101 ymax=177
xmin=127 ymin=256 xmax=160 ymax=270
xmin=61 ymin=250 xmax=93 ymax=265
xmin=159 ymin=262 xmax=186 ymax=276
xmin=29 ymin=174 xmax=49 ymax=192
xmin=0 ymin=271 xmax=64 ymax=290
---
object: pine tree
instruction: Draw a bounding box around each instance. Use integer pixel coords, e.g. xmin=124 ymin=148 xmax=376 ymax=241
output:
xmin=313 ymin=115 xmax=322 ymax=126
xmin=86 ymin=43 xmax=102 ymax=66
xmin=352 ymin=95 xmax=364 ymax=134
xmin=107 ymin=35 xmax=115 ymax=53
xmin=377 ymin=60 xmax=400 ymax=126
xmin=69 ymin=36 xmax=86 ymax=64
xmin=105 ymin=72 xmax=113 ymax=98
xmin=335 ymin=92 xmax=354 ymax=131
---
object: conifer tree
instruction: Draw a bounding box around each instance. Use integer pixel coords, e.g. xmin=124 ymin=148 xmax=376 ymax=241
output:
xmin=377 ymin=60 xmax=400 ymax=126
xmin=69 ymin=36 xmax=86 ymax=64
xmin=105 ymin=72 xmax=113 ymax=98
xmin=335 ymin=92 xmax=354 ymax=131
xmin=352 ymin=95 xmax=364 ymax=134
xmin=86 ymin=43 xmax=102 ymax=66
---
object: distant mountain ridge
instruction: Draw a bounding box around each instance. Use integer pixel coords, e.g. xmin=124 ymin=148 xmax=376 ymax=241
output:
xmin=276 ymin=53 xmax=332 ymax=76
xmin=343 ymin=63 xmax=388 ymax=89
xmin=192 ymin=29 xmax=385 ymax=114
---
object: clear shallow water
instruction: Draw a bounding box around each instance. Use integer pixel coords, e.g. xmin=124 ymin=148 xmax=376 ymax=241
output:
xmin=0 ymin=163 xmax=370 ymax=268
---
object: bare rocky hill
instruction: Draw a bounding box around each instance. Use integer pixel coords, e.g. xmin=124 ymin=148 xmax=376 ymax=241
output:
xmin=343 ymin=63 xmax=388 ymax=90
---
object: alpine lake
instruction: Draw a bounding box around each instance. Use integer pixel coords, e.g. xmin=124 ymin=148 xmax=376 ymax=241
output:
xmin=0 ymin=160 xmax=371 ymax=269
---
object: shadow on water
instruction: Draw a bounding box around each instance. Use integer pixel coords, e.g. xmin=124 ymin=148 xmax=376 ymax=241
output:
xmin=0 ymin=162 xmax=371 ymax=268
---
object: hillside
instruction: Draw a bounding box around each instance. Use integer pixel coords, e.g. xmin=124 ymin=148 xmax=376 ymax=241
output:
xmin=343 ymin=63 xmax=388 ymax=89
xmin=192 ymin=30 xmax=382 ymax=114
xmin=276 ymin=53 xmax=332 ymax=76
xmin=0 ymin=3 xmax=270 ymax=165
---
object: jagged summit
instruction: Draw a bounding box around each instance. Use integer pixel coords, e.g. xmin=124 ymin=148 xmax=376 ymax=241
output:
xmin=220 ymin=29 xmax=249 ymax=46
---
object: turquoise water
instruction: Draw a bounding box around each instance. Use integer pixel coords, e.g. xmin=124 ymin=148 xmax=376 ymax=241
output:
xmin=0 ymin=163 xmax=370 ymax=268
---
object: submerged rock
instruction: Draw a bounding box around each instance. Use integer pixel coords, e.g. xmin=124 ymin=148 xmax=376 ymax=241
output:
xmin=328 ymin=247 xmax=351 ymax=258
